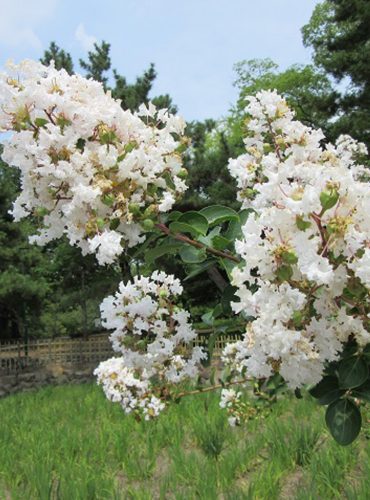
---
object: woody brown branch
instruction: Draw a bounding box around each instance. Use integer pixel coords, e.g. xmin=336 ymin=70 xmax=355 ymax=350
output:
xmin=155 ymin=223 xmax=241 ymax=263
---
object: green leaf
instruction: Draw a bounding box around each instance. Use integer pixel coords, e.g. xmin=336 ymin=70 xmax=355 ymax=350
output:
xmin=294 ymin=388 xmax=303 ymax=399
xmin=281 ymin=250 xmax=298 ymax=264
xmin=338 ymin=356 xmax=368 ymax=389
xmin=224 ymin=219 xmax=242 ymax=241
xmin=145 ymin=243 xmax=182 ymax=264
xmin=178 ymin=211 xmax=208 ymax=236
xmin=200 ymin=205 xmax=238 ymax=226
xmin=220 ymin=258 xmax=238 ymax=280
xmin=76 ymin=138 xmax=86 ymax=152
xmin=102 ymin=194 xmax=115 ymax=206
xmin=221 ymin=285 xmax=238 ymax=315
xmin=179 ymin=245 xmax=206 ymax=264
xmin=276 ymin=265 xmax=293 ymax=281
xmin=352 ymin=380 xmax=370 ymax=403
xmin=96 ymin=218 xmax=105 ymax=230
xmin=34 ymin=117 xmax=48 ymax=127
xmin=166 ymin=211 xmax=182 ymax=222
xmin=169 ymin=221 xmax=201 ymax=238
xmin=206 ymin=332 xmax=217 ymax=365
xmin=310 ymin=376 xmax=337 ymax=398
xmin=184 ymin=260 xmax=215 ymax=281
xmin=212 ymin=303 xmax=223 ymax=319
xmin=239 ymin=208 xmax=254 ymax=226
xmin=201 ymin=311 xmax=214 ymax=326
xmin=296 ymin=215 xmax=311 ymax=231
xmin=212 ymin=235 xmax=231 ymax=250
xmin=224 ymin=209 xmax=254 ymax=241
xmin=162 ymin=171 xmax=176 ymax=190
xmin=198 ymin=226 xmax=221 ymax=246
xmin=309 ymin=376 xmax=345 ymax=405
xmin=320 ymin=189 xmax=339 ymax=211
xmin=109 ymin=218 xmax=120 ymax=230
xmin=363 ymin=344 xmax=370 ymax=359
xmin=129 ymin=233 xmax=160 ymax=259
xmin=325 ymin=399 xmax=361 ymax=446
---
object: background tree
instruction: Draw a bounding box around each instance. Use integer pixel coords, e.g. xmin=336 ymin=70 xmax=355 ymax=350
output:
xmin=40 ymin=41 xmax=74 ymax=74
xmin=232 ymin=58 xmax=338 ymax=135
xmin=41 ymin=241 xmax=120 ymax=338
xmin=0 ymin=150 xmax=50 ymax=340
xmin=79 ymin=41 xmax=112 ymax=87
xmin=302 ymin=0 xmax=370 ymax=147
xmin=180 ymin=58 xmax=339 ymax=211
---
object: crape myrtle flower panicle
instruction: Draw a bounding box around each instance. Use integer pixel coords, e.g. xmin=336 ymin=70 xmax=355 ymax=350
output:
xmin=95 ymin=271 xmax=207 ymax=419
xmin=224 ymin=90 xmax=370 ymax=390
xmin=0 ymin=60 xmax=188 ymax=265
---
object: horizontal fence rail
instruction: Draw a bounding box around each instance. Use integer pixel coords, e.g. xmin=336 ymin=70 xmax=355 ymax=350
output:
xmin=0 ymin=332 xmax=241 ymax=374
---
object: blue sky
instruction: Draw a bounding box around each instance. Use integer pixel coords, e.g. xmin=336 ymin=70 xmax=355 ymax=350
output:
xmin=0 ymin=0 xmax=321 ymax=121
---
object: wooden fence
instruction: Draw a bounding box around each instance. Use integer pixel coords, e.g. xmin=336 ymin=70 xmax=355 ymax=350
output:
xmin=0 ymin=332 xmax=240 ymax=374
xmin=0 ymin=333 xmax=112 ymax=374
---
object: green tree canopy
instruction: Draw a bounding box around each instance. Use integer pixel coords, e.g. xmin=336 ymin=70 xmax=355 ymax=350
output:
xmin=302 ymin=0 xmax=370 ymax=146
xmin=0 ymin=151 xmax=51 ymax=340
xmin=40 ymin=41 xmax=74 ymax=74
xmin=41 ymin=41 xmax=177 ymax=113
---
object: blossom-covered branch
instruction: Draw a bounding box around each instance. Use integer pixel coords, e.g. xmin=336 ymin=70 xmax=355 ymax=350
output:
xmin=94 ymin=271 xmax=206 ymax=420
xmin=0 ymin=60 xmax=188 ymax=265
xmin=224 ymin=90 xmax=370 ymax=389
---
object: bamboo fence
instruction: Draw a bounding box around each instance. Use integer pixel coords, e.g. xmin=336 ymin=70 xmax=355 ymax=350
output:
xmin=0 ymin=332 xmax=240 ymax=374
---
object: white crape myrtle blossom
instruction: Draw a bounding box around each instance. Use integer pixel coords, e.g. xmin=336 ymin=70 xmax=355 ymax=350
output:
xmin=0 ymin=60 xmax=188 ymax=265
xmin=94 ymin=358 xmax=165 ymax=420
xmin=219 ymin=388 xmax=242 ymax=426
xmin=94 ymin=271 xmax=206 ymax=419
xmin=224 ymin=89 xmax=370 ymax=390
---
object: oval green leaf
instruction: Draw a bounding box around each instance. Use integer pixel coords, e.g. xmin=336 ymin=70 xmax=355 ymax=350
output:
xmin=200 ymin=205 xmax=238 ymax=226
xmin=352 ymin=379 xmax=370 ymax=403
xmin=145 ymin=242 xmax=182 ymax=264
xmin=178 ymin=211 xmax=208 ymax=236
xmin=179 ymin=245 xmax=206 ymax=264
xmin=169 ymin=221 xmax=201 ymax=238
xmin=325 ymin=399 xmax=361 ymax=446
xmin=338 ymin=356 xmax=368 ymax=389
xmin=309 ymin=376 xmax=346 ymax=405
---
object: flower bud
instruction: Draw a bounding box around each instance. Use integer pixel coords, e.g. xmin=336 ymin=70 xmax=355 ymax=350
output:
xmin=128 ymin=203 xmax=141 ymax=216
xmin=141 ymin=219 xmax=155 ymax=231
xmin=178 ymin=168 xmax=188 ymax=179
xmin=320 ymin=188 xmax=339 ymax=212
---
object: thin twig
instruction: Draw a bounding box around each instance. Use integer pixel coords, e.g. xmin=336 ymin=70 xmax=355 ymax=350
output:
xmin=173 ymin=377 xmax=252 ymax=400
xmin=310 ymin=212 xmax=328 ymax=255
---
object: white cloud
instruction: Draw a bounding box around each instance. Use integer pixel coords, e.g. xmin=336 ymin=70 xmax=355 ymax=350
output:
xmin=75 ymin=23 xmax=97 ymax=52
xmin=0 ymin=0 xmax=58 ymax=49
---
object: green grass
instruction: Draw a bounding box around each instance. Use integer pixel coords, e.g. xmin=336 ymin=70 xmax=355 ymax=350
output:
xmin=0 ymin=384 xmax=369 ymax=499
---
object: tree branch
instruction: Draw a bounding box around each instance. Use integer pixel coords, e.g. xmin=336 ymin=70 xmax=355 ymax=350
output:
xmin=155 ymin=223 xmax=241 ymax=263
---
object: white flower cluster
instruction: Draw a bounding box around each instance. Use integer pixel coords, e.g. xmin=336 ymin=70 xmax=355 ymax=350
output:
xmin=224 ymin=90 xmax=370 ymax=388
xmin=94 ymin=271 xmax=206 ymax=419
xmin=219 ymin=388 xmax=242 ymax=426
xmin=94 ymin=358 xmax=165 ymax=420
xmin=0 ymin=60 xmax=188 ymax=264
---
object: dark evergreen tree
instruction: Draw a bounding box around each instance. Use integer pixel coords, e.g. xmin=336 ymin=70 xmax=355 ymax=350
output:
xmin=79 ymin=41 xmax=112 ymax=87
xmin=0 ymin=151 xmax=50 ymax=340
xmin=302 ymin=0 xmax=370 ymax=147
xmin=40 ymin=41 xmax=74 ymax=74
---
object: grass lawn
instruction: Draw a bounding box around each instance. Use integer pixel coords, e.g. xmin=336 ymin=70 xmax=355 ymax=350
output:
xmin=0 ymin=383 xmax=369 ymax=499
